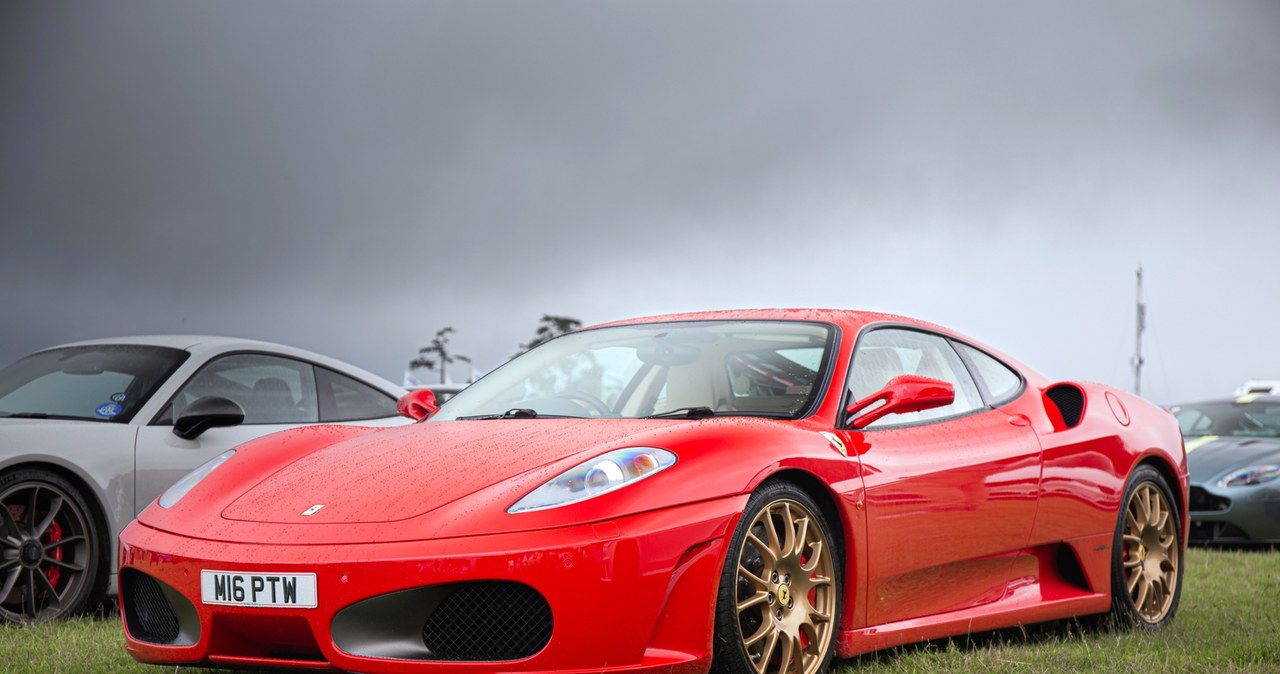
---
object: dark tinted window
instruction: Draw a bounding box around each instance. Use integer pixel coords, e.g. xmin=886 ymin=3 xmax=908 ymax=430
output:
xmin=317 ymin=367 xmax=397 ymax=421
xmin=1171 ymin=400 xmax=1280 ymax=438
xmin=170 ymin=354 xmax=318 ymax=424
xmin=0 ymin=345 xmax=188 ymax=423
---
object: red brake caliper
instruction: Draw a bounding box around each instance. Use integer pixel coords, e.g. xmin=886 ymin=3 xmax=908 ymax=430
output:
xmin=44 ymin=519 xmax=63 ymax=590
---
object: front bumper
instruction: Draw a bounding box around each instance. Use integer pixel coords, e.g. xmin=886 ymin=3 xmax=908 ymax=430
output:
xmin=1188 ymin=482 xmax=1280 ymax=544
xmin=119 ymin=496 xmax=745 ymax=673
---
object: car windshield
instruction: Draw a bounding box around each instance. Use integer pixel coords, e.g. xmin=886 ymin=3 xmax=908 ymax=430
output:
xmin=1171 ymin=400 xmax=1280 ymax=438
xmin=433 ymin=320 xmax=835 ymax=421
xmin=0 ymin=345 xmax=189 ymax=423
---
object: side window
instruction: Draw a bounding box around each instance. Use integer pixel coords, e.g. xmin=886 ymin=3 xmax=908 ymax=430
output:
xmin=846 ymin=329 xmax=983 ymax=427
xmin=955 ymin=343 xmax=1023 ymax=405
xmin=724 ymin=346 xmax=823 ymax=416
xmin=316 ymin=367 xmax=397 ymax=422
xmin=1173 ymin=408 xmax=1211 ymax=435
xmin=170 ymin=354 xmax=318 ymax=424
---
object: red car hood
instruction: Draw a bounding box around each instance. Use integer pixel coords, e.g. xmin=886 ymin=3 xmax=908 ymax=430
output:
xmin=137 ymin=416 xmax=834 ymax=545
xmin=220 ymin=419 xmax=696 ymax=525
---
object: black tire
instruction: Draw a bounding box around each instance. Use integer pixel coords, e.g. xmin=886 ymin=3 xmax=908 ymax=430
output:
xmin=0 ymin=468 xmax=104 ymax=622
xmin=1108 ymin=464 xmax=1183 ymax=629
xmin=711 ymin=480 xmax=841 ymax=674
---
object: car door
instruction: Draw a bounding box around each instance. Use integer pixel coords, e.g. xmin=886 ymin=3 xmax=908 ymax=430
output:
xmin=842 ymin=328 xmax=1042 ymax=626
xmin=133 ymin=353 xmax=323 ymax=515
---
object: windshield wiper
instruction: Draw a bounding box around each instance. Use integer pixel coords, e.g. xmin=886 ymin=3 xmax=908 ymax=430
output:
xmin=0 ymin=411 xmax=103 ymax=421
xmin=458 ymin=408 xmax=538 ymax=420
xmin=457 ymin=408 xmax=589 ymax=420
xmin=646 ymin=406 xmax=716 ymax=419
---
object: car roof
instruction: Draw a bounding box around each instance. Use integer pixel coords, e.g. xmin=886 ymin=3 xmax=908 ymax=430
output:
xmin=1172 ymin=395 xmax=1280 ymax=406
xmin=49 ymin=335 xmax=291 ymax=351
xmin=37 ymin=335 xmax=404 ymax=395
xmin=593 ymin=308 xmax=940 ymax=331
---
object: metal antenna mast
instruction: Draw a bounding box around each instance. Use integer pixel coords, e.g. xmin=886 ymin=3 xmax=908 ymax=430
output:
xmin=1133 ymin=264 xmax=1145 ymax=396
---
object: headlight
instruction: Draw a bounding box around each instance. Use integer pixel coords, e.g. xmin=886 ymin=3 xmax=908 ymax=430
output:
xmin=1217 ymin=464 xmax=1280 ymax=488
xmin=508 ymin=447 xmax=677 ymax=513
xmin=159 ymin=450 xmax=236 ymax=508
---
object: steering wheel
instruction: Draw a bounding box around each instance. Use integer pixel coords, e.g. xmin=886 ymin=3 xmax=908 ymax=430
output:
xmin=552 ymin=392 xmax=613 ymax=417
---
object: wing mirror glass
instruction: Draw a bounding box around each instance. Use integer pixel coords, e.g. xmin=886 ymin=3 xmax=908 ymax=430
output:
xmin=397 ymin=388 xmax=439 ymax=420
xmin=173 ymin=396 xmax=246 ymax=440
xmin=845 ymin=375 xmax=955 ymax=429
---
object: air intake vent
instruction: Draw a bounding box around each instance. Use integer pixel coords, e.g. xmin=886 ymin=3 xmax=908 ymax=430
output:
xmin=1045 ymin=384 xmax=1085 ymax=429
xmin=1188 ymin=486 xmax=1230 ymax=512
xmin=422 ymin=581 xmax=552 ymax=661
xmin=121 ymin=570 xmax=180 ymax=645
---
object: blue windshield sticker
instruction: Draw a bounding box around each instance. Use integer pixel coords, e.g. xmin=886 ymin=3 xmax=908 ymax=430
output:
xmin=95 ymin=402 xmax=123 ymax=419
xmin=110 ymin=392 xmax=127 ymax=403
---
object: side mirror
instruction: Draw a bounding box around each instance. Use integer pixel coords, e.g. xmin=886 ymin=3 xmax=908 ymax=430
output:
xmin=173 ymin=396 xmax=246 ymax=440
xmin=397 ymin=388 xmax=439 ymax=421
xmin=845 ymin=375 xmax=955 ymax=429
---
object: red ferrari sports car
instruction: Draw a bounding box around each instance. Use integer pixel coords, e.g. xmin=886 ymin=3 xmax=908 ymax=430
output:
xmin=119 ymin=310 xmax=1186 ymax=673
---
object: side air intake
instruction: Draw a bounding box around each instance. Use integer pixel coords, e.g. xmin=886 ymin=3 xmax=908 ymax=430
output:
xmin=1045 ymin=383 xmax=1086 ymax=429
xmin=120 ymin=569 xmax=200 ymax=646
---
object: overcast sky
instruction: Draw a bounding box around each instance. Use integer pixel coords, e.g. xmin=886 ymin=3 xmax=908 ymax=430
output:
xmin=2 ymin=1 xmax=1277 ymax=403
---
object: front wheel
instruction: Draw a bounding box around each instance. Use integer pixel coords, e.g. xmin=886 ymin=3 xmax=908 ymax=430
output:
xmin=1108 ymin=464 xmax=1183 ymax=628
xmin=712 ymin=481 xmax=840 ymax=674
xmin=0 ymin=469 xmax=103 ymax=622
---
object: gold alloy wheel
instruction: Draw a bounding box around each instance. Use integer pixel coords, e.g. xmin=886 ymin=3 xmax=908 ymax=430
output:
xmin=1120 ymin=482 xmax=1179 ymax=623
xmin=733 ymin=498 xmax=835 ymax=674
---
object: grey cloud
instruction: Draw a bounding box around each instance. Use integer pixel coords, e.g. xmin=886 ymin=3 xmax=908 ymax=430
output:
xmin=2 ymin=0 xmax=1278 ymax=402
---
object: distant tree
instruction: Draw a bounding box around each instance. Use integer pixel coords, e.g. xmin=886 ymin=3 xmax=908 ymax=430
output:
xmin=410 ymin=327 xmax=472 ymax=384
xmin=515 ymin=314 xmax=582 ymax=356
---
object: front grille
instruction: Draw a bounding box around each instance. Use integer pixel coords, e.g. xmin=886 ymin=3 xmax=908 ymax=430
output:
xmin=1189 ymin=486 xmax=1230 ymax=512
xmin=122 ymin=570 xmax=180 ymax=645
xmin=422 ymin=581 xmax=552 ymax=661
xmin=1190 ymin=520 xmax=1250 ymax=542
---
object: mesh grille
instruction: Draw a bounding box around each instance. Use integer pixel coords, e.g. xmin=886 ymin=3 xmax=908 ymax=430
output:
xmin=1188 ymin=486 xmax=1230 ymax=512
xmin=122 ymin=570 xmax=180 ymax=645
xmin=422 ymin=581 xmax=552 ymax=661
xmin=1046 ymin=385 xmax=1085 ymax=428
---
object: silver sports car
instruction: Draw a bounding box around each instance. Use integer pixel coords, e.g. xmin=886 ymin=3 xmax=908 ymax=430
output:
xmin=0 ymin=336 xmax=408 ymax=621
xmin=1171 ymin=395 xmax=1280 ymax=545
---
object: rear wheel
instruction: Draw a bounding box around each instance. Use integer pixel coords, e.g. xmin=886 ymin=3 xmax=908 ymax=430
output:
xmin=1109 ymin=464 xmax=1182 ymax=628
xmin=712 ymin=481 xmax=840 ymax=674
xmin=0 ymin=469 xmax=102 ymax=622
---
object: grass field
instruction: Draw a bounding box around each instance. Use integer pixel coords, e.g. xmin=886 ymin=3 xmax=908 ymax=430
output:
xmin=1 ymin=548 xmax=1276 ymax=674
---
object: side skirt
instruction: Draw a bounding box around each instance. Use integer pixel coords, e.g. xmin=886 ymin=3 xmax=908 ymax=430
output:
xmin=837 ymin=537 xmax=1113 ymax=659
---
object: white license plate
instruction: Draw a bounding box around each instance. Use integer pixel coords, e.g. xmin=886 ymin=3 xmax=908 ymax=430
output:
xmin=200 ymin=570 xmax=317 ymax=608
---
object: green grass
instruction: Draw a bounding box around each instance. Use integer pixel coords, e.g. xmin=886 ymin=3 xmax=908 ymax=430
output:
xmin=1 ymin=548 xmax=1276 ymax=673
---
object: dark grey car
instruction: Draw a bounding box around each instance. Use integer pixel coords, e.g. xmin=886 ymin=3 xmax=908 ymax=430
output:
xmin=1171 ymin=396 xmax=1280 ymax=545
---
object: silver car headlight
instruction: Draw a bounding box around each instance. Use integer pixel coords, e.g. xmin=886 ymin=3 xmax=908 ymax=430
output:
xmin=159 ymin=450 xmax=236 ymax=508
xmin=1217 ymin=464 xmax=1280 ymax=488
xmin=508 ymin=447 xmax=677 ymax=513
